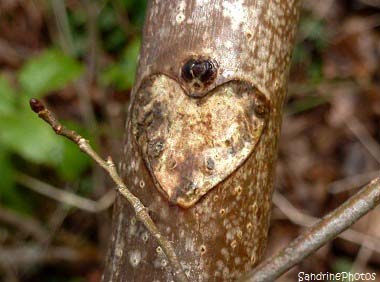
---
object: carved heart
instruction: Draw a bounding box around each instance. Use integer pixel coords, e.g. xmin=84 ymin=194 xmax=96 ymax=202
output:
xmin=132 ymin=75 xmax=269 ymax=208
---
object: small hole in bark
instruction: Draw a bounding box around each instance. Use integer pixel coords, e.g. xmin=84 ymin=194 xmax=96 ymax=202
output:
xmin=181 ymin=57 xmax=217 ymax=86
xmin=234 ymin=186 xmax=242 ymax=195
xmin=206 ymin=157 xmax=215 ymax=171
xmin=161 ymin=259 xmax=168 ymax=267
xmin=148 ymin=139 xmax=165 ymax=158
xmin=141 ymin=232 xmax=149 ymax=242
xmin=200 ymin=245 xmax=207 ymax=255
xmin=220 ymin=209 xmax=226 ymax=216
xmin=253 ymin=93 xmax=269 ymax=118
xmin=129 ymin=250 xmax=141 ymax=267
xmin=168 ymin=159 xmax=177 ymax=170
xmin=186 ymin=181 xmax=198 ymax=194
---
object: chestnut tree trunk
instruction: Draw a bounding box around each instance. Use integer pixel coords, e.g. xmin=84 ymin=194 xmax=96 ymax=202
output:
xmin=103 ymin=1 xmax=301 ymax=281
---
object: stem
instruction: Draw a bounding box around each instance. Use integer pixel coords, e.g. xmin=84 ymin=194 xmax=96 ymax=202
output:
xmin=241 ymin=177 xmax=380 ymax=282
xmin=16 ymin=172 xmax=115 ymax=213
xmin=29 ymin=98 xmax=188 ymax=282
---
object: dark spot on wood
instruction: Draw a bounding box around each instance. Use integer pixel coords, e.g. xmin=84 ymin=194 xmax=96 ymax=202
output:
xmin=193 ymin=82 xmax=201 ymax=89
xmin=252 ymin=93 xmax=269 ymax=118
xmin=147 ymin=139 xmax=165 ymax=158
xmin=181 ymin=57 xmax=218 ymax=98
xmin=206 ymin=158 xmax=215 ymax=171
xmin=181 ymin=58 xmax=217 ymax=84
xmin=168 ymin=159 xmax=177 ymax=170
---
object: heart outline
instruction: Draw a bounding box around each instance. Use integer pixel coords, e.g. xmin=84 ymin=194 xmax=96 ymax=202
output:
xmin=132 ymin=74 xmax=269 ymax=208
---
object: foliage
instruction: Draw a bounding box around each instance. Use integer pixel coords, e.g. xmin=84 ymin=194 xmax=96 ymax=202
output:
xmin=0 ymin=49 xmax=90 ymax=211
xmin=19 ymin=49 xmax=83 ymax=98
xmin=101 ymin=37 xmax=141 ymax=90
xmin=0 ymin=0 xmax=147 ymax=218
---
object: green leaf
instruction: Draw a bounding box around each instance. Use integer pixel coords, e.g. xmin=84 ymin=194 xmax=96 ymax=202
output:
xmin=0 ymin=110 xmax=64 ymax=165
xmin=19 ymin=49 xmax=83 ymax=98
xmin=0 ymin=76 xmax=16 ymax=115
xmin=0 ymin=92 xmax=91 ymax=181
xmin=101 ymin=37 xmax=141 ymax=90
xmin=0 ymin=112 xmax=91 ymax=182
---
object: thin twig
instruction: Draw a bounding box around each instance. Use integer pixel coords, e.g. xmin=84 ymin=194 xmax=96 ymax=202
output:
xmin=16 ymin=172 xmax=115 ymax=213
xmin=0 ymin=245 xmax=97 ymax=267
xmin=272 ymin=191 xmax=380 ymax=253
xmin=51 ymin=0 xmax=75 ymax=56
xmin=330 ymin=115 xmax=380 ymax=193
xmin=359 ymin=0 xmax=380 ymax=8
xmin=351 ymin=213 xmax=374 ymax=274
xmin=83 ymin=0 xmax=99 ymax=84
xmin=241 ymin=177 xmax=380 ymax=282
xmin=345 ymin=116 xmax=380 ymax=164
xmin=329 ymin=170 xmax=380 ymax=194
xmin=29 ymin=98 xmax=188 ymax=282
xmin=51 ymin=0 xmax=97 ymax=131
xmin=352 ymin=245 xmax=373 ymax=273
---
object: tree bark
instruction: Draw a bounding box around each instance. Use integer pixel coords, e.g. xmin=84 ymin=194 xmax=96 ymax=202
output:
xmin=103 ymin=1 xmax=301 ymax=281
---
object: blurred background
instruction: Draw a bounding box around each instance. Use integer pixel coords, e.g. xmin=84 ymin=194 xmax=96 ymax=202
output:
xmin=0 ymin=0 xmax=380 ymax=281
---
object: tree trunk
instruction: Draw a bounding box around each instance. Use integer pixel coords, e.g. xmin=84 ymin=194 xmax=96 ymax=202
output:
xmin=103 ymin=1 xmax=301 ymax=281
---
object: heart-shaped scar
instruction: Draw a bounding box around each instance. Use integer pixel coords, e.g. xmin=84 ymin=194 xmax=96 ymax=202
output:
xmin=132 ymin=74 xmax=269 ymax=208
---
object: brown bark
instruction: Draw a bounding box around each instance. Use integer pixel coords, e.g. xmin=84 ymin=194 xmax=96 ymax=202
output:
xmin=103 ymin=1 xmax=301 ymax=281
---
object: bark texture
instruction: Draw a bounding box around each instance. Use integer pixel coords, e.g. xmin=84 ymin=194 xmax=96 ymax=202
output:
xmin=103 ymin=1 xmax=301 ymax=281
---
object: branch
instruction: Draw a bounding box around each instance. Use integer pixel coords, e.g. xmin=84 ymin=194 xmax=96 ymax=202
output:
xmin=272 ymin=191 xmax=380 ymax=253
xmin=240 ymin=177 xmax=380 ymax=282
xmin=29 ymin=98 xmax=188 ymax=282
xmin=329 ymin=170 xmax=380 ymax=194
xmin=0 ymin=245 xmax=97 ymax=267
xmin=16 ymin=172 xmax=115 ymax=213
xmin=346 ymin=116 xmax=380 ymax=164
